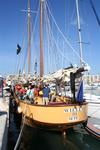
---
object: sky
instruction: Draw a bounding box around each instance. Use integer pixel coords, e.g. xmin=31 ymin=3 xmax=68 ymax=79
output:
xmin=0 ymin=0 xmax=100 ymax=77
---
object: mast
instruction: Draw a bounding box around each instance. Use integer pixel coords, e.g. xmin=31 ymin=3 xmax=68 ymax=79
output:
xmin=34 ymin=59 xmax=37 ymax=76
xmin=28 ymin=0 xmax=31 ymax=78
xmin=75 ymin=0 xmax=83 ymax=66
xmin=40 ymin=0 xmax=44 ymax=77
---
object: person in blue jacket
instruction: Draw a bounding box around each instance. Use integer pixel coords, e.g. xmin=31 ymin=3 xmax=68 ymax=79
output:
xmin=43 ymin=83 xmax=50 ymax=105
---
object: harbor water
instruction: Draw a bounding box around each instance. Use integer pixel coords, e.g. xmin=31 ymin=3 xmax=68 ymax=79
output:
xmin=18 ymin=125 xmax=100 ymax=150
xmin=8 ymin=88 xmax=100 ymax=150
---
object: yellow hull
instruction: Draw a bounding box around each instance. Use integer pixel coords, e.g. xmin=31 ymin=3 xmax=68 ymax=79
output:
xmin=16 ymin=98 xmax=88 ymax=130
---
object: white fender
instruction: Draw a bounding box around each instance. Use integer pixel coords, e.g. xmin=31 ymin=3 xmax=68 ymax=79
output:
xmin=17 ymin=106 xmax=22 ymax=113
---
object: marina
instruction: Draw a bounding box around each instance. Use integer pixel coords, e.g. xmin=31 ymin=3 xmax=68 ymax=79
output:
xmin=7 ymin=107 xmax=100 ymax=150
xmin=12 ymin=0 xmax=89 ymax=132
xmin=0 ymin=0 xmax=100 ymax=149
xmin=0 ymin=87 xmax=100 ymax=150
xmin=8 ymin=120 xmax=100 ymax=150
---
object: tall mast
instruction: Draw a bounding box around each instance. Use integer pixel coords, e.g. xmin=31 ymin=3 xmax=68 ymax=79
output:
xmin=75 ymin=0 xmax=83 ymax=66
xmin=34 ymin=59 xmax=37 ymax=75
xmin=28 ymin=0 xmax=31 ymax=78
xmin=40 ymin=0 xmax=44 ymax=77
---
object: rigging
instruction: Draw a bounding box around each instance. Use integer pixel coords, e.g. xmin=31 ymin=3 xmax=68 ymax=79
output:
xmin=90 ymin=0 xmax=100 ymax=26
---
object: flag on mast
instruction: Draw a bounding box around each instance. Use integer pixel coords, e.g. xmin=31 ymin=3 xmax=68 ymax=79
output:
xmin=16 ymin=44 xmax=21 ymax=55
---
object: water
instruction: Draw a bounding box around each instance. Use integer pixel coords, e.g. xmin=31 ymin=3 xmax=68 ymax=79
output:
xmin=14 ymin=124 xmax=100 ymax=150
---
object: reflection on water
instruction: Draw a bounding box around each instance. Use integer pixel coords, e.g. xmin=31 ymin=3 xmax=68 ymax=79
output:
xmin=17 ymin=124 xmax=100 ymax=150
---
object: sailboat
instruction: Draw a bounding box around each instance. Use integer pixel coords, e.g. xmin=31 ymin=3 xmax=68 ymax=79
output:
xmin=14 ymin=0 xmax=89 ymax=131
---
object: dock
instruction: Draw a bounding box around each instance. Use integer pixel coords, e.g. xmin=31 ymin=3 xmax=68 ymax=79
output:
xmin=0 ymin=97 xmax=9 ymax=150
xmin=86 ymin=117 xmax=100 ymax=139
xmin=86 ymin=102 xmax=100 ymax=139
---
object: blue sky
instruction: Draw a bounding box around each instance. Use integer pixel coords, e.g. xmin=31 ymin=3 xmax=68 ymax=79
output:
xmin=0 ymin=0 xmax=100 ymax=76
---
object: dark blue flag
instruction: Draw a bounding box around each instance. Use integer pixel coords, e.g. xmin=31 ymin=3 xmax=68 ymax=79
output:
xmin=17 ymin=44 xmax=21 ymax=55
xmin=76 ymin=81 xmax=83 ymax=102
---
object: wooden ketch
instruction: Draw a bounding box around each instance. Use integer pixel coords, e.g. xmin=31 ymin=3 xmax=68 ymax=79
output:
xmin=14 ymin=0 xmax=88 ymax=131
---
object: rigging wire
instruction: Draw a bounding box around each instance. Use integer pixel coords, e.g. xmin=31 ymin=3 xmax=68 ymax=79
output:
xmin=21 ymin=0 xmax=40 ymax=75
xmin=30 ymin=0 xmax=40 ymax=74
xmin=90 ymin=0 xmax=100 ymax=26
xmin=16 ymin=12 xmax=28 ymax=75
xmin=45 ymin=0 xmax=87 ymax=64
xmin=16 ymin=54 xmax=21 ymax=74
xmin=44 ymin=2 xmax=50 ymax=73
xmin=45 ymin=1 xmax=74 ymax=68
xmin=44 ymin=2 xmax=60 ymax=72
xmin=20 ymin=23 xmax=28 ymax=74
xmin=44 ymin=1 xmax=58 ymax=73
xmin=80 ymin=0 xmax=92 ymax=69
xmin=14 ymin=105 xmax=27 ymax=150
xmin=68 ymin=0 xmax=76 ymax=65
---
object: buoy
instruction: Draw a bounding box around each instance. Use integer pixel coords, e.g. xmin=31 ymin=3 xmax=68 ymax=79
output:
xmin=17 ymin=106 xmax=22 ymax=113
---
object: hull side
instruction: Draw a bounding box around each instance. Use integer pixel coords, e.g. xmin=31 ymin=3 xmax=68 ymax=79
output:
xmin=18 ymin=101 xmax=88 ymax=128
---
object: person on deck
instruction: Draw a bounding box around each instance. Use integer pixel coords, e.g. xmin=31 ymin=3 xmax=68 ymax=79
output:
xmin=43 ymin=83 xmax=50 ymax=105
xmin=26 ymin=85 xmax=34 ymax=103
xmin=34 ymin=85 xmax=39 ymax=97
xmin=19 ymin=86 xmax=27 ymax=100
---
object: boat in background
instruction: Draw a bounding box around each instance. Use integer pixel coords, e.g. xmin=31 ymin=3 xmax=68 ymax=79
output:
xmin=84 ymin=93 xmax=100 ymax=102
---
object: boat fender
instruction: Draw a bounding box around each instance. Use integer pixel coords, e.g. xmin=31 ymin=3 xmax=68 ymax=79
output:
xmin=17 ymin=106 xmax=22 ymax=113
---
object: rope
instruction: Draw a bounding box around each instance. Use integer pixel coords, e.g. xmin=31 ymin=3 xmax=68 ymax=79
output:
xmin=46 ymin=1 xmax=80 ymax=58
xmin=44 ymin=2 xmax=56 ymax=73
xmin=45 ymin=8 xmax=72 ymax=64
xmin=16 ymin=54 xmax=21 ymax=74
xmin=44 ymin=1 xmax=72 ymax=71
xmin=45 ymin=0 xmax=87 ymax=64
xmin=44 ymin=1 xmax=74 ymax=69
xmin=14 ymin=104 xmax=27 ymax=150
xmin=30 ymin=1 xmax=40 ymax=74
xmin=16 ymin=14 xmax=27 ymax=75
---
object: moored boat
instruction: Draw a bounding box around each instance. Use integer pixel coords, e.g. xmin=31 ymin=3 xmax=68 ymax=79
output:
xmin=13 ymin=0 xmax=89 ymax=131
xmin=14 ymin=66 xmax=88 ymax=130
